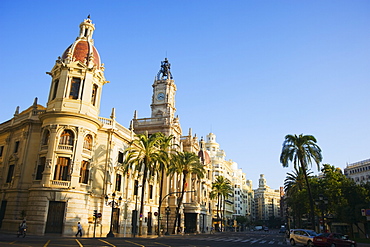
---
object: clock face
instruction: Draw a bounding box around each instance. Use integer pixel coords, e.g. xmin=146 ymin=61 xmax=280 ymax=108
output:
xmin=157 ymin=92 xmax=165 ymax=101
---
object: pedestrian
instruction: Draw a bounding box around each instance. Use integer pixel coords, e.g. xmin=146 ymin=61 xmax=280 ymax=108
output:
xmin=17 ymin=220 xmax=27 ymax=237
xmin=75 ymin=222 xmax=82 ymax=237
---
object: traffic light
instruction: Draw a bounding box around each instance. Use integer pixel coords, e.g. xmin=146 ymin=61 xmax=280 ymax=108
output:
xmin=93 ymin=210 xmax=97 ymax=217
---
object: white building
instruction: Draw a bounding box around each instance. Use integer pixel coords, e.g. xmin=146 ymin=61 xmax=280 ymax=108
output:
xmin=344 ymin=159 xmax=370 ymax=184
xmin=253 ymin=174 xmax=282 ymax=223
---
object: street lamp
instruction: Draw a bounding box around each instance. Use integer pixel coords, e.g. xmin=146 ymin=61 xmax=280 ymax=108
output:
xmin=165 ymin=206 xmax=171 ymax=235
xmin=315 ymin=194 xmax=328 ymax=233
xmin=105 ymin=192 xmax=122 ymax=238
xmin=133 ymin=184 xmax=142 ymax=238
xmin=157 ymin=191 xmax=195 ymax=237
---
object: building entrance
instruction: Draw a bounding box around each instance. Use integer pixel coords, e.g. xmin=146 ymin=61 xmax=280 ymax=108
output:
xmin=45 ymin=201 xmax=66 ymax=233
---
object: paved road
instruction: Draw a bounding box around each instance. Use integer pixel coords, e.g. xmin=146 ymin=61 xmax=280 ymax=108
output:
xmin=0 ymin=230 xmax=290 ymax=246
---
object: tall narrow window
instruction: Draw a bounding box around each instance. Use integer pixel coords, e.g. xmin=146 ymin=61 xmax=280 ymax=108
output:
xmin=36 ymin=157 xmax=46 ymax=180
xmin=149 ymin=185 xmax=153 ymax=199
xmin=134 ymin=180 xmax=139 ymax=196
xmin=69 ymin=77 xmax=81 ymax=99
xmin=115 ymin=174 xmax=122 ymax=191
xmin=79 ymin=160 xmax=89 ymax=184
xmin=60 ymin=130 xmax=74 ymax=146
xmin=14 ymin=141 xmax=20 ymax=153
xmin=6 ymin=165 xmax=15 ymax=183
xmin=91 ymin=84 xmax=98 ymax=106
xmin=83 ymin=134 xmax=92 ymax=150
xmin=118 ymin=151 xmax=124 ymax=164
xmin=0 ymin=146 xmax=4 ymax=157
xmin=42 ymin=130 xmax=50 ymax=146
xmin=52 ymin=79 xmax=59 ymax=100
xmin=54 ymin=157 xmax=70 ymax=181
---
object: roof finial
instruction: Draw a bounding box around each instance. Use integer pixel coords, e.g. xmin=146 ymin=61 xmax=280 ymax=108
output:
xmin=110 ymin=108 xmax=116 ymax=119
xmin=14 ymin=106 xmax=20 ymax=116
xmin=87 ymin=14 xmax=91 ymax=19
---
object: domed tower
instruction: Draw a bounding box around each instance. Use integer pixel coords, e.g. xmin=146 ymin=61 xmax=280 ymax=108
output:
xmin=38 ymin=16 xmax=107 ymax=189
xmin=46 ymin=16 xmax=108 ymax=116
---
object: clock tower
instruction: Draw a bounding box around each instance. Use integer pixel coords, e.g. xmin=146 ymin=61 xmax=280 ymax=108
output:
xmin=133 ymin=58 xmax=181 ymax=139
xmin=151 ymin=58 xmax=176 ymax=119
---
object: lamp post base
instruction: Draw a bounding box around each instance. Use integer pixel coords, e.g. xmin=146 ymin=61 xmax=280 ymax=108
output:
xmin=106 ymin=231 xmax=115 ymax=238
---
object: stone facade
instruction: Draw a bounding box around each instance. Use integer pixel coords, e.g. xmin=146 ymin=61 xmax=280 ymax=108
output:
xmin=344 ymin=158 xmax=370 ymax=184
xmin=0 ymin=17 xmax=269 ymax=237
xmin=253 ymin=174 xmax=282 ymax=223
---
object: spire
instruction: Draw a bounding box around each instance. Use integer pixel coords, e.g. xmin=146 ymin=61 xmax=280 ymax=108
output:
xmin=33 ymin=97 xmax=38 ymax=108
xmin=78 ymin=15 xmax=95 ymax=43
xmin=156 ymin=58 xmax=173 ymax=80
xmin=199 ymin=137 xmax=205 ymax=150
xmin=133 ymin=110 xmax=137 ymax=119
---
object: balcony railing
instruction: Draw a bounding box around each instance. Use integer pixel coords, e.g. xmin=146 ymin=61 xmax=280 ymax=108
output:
xmin=51 ymin=180 xmax=70 ymax=188
xmin=58 ymin=144 xmax=73 ymax=151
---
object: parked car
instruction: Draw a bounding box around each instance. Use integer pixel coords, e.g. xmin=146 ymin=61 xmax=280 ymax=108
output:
xmin=289 ymin=229 xmax=317 ymax=246
xmin=264 ymin=226 xmax=269 ymax=232
xmin=313 ymin=233 xmax=357 ymax=247
xmin=254 ymin=225 xmax=263 ymax=231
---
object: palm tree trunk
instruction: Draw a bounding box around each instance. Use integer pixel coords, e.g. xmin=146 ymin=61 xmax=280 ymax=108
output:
xmin=172 ymin=173 xmax=187 ymax=234
xmin=157 ymin=167 xmax=165 ymax=235
xmin=139 ymin=168 xmax=148 ymax=236
xmin=300 ymin=161 xmax=315 ymax=230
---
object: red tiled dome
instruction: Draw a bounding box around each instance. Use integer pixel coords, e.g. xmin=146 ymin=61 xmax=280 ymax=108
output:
xmin=198 ymin=150 xmax=211 ymax=165
xmin=62 ymin=40 xmax=101 ymax=68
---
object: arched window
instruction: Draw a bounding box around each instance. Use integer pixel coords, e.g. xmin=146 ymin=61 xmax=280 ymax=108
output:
xmin=59 ymin=130 xmax=74 ymax=146
xmin=42 ymin=130 xmax=50 ymax=146
xmin=79 ymin=160 xmax=90 ymax=184
xmin=83 ymin=134 xmax=93 ymax=150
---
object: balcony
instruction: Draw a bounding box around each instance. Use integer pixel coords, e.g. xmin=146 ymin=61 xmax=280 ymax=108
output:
xmin=50 ymin=180 xmax=70 ymax=188
xmin=58 ymin=144 xmax=73 ymax=151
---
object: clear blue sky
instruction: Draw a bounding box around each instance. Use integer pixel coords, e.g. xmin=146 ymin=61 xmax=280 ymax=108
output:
xmin=1 ymin=1 xmax=369 ymax=189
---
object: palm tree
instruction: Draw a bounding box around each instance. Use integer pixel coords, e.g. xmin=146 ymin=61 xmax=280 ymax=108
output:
xmin=280 ymin=134 xmax=322 ymax=229
xmin=210 ymin=176 xmax=232 ymax=231
xmin=284 ymin=167 xmax=313 ymax=196
xmin=168 ymin=151 xmax=205 ymax=234
xmin=284 ymin=167 xmax=313 ymax=228
xmin=156 ymin=133 xmax=176 ymax=235
xmin=122 ymin=132 xmax=162 ymax=235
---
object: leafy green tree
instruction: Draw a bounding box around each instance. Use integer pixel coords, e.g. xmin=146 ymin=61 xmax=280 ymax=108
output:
xmin=280 ymin=134 xmax=322 ymax=228
xmin=168 ymin=151 xmax=205 ymax=233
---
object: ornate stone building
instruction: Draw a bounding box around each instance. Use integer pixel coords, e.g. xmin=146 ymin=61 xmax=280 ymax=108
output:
xmin=0 ymin=17 xmax=215 ymax=236
xmin=204 ymin=133 xmax=254 ymax=229
xmin=253 ymin=174 xmax=282 ymax=223
xmin=0 ymin=17 xmax=260 ymax=237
